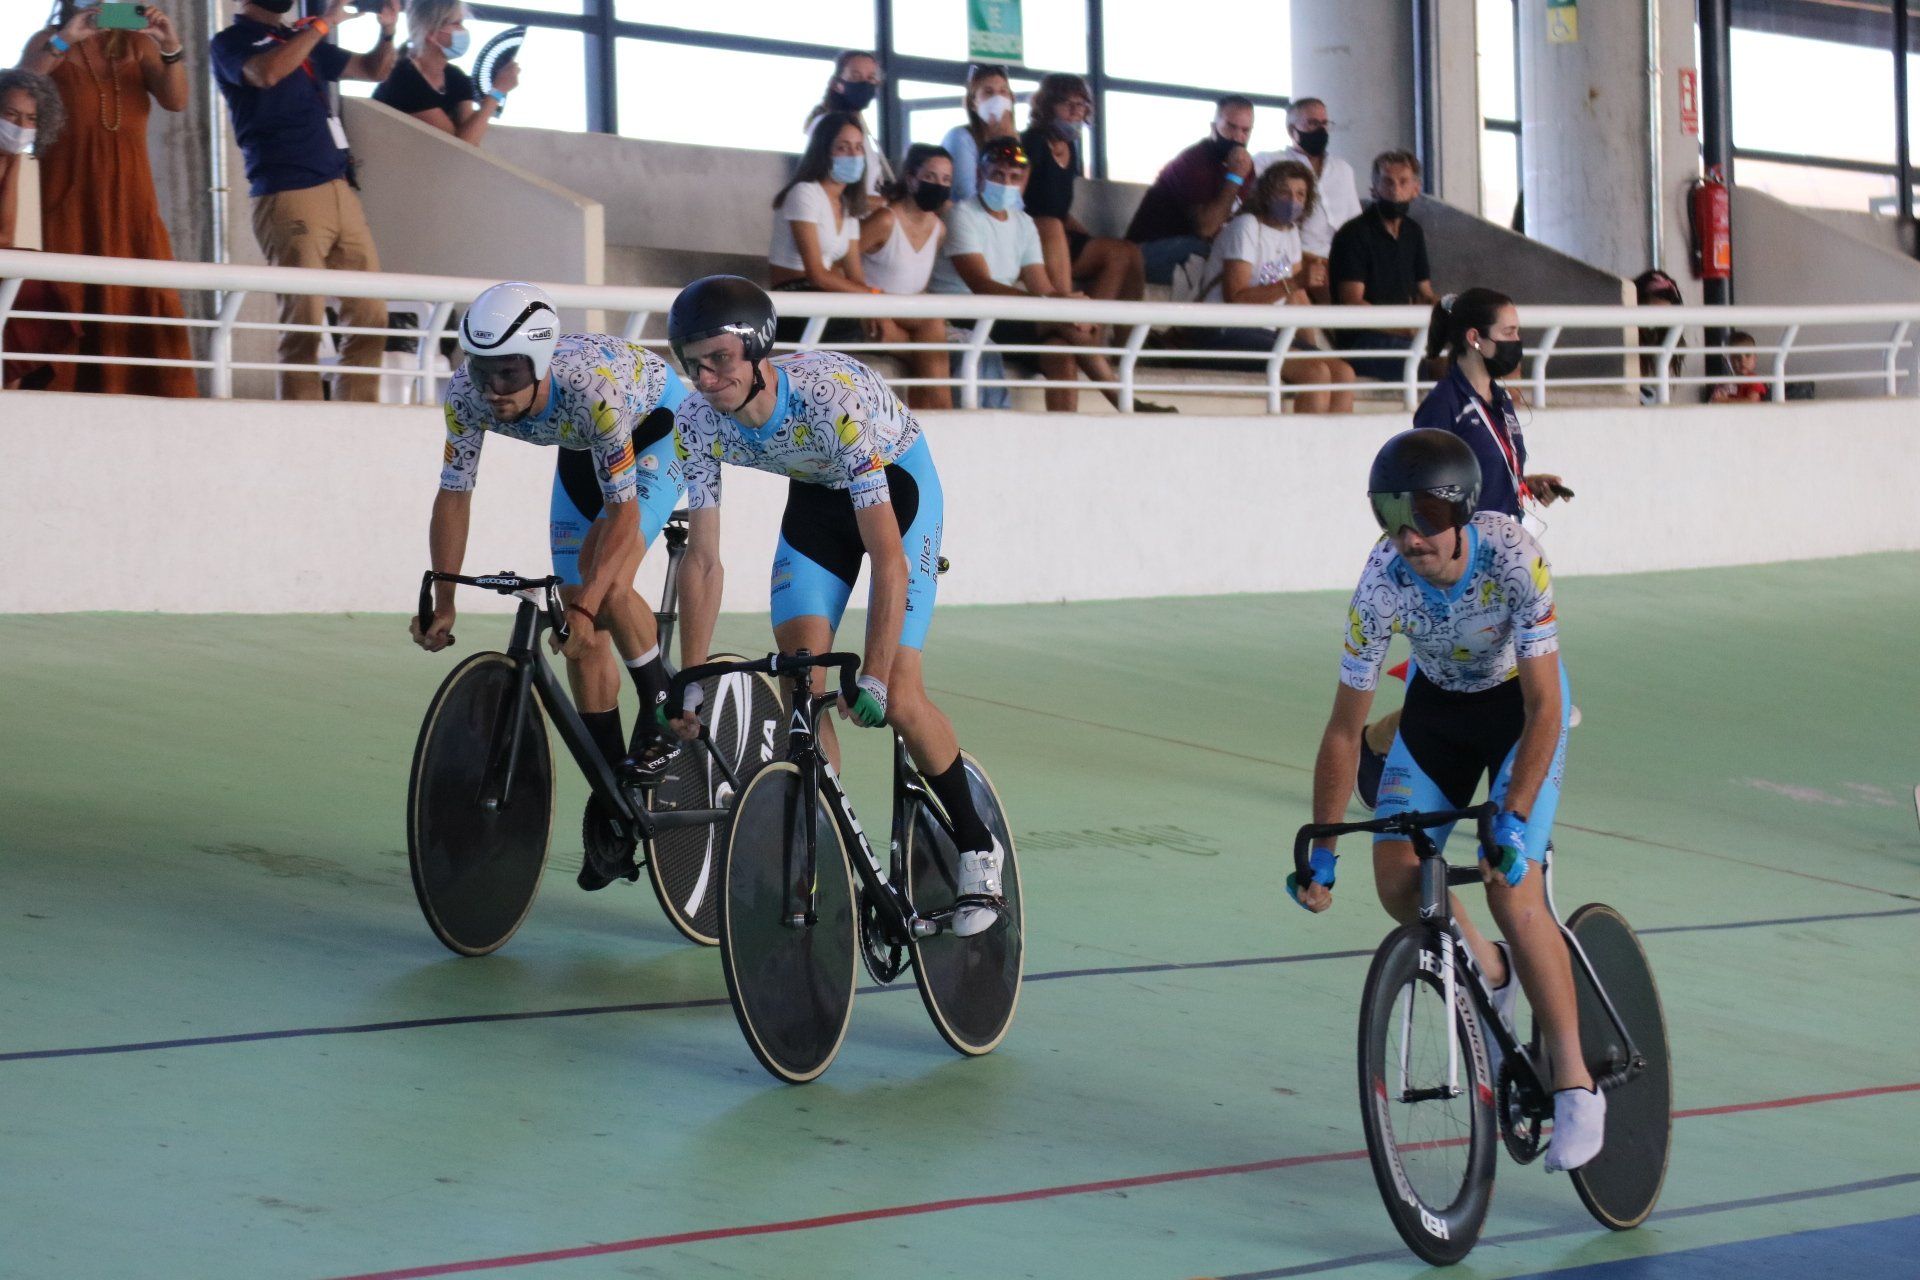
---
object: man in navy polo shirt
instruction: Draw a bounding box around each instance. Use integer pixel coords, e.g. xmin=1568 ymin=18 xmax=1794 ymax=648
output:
xmin=212 ymin=0 xmax=399 ymax=401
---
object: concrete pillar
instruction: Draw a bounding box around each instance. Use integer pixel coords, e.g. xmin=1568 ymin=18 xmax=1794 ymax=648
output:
xmin=146 ymin=0 xmax=219 ymax=273
xmin=1430 ymin=0 xmax=1483 ymax=214
xmin=1290 ymin=0 xmax=1416 ymax=197
xmin=1519 ymin=0 xmax=1702 ymax=284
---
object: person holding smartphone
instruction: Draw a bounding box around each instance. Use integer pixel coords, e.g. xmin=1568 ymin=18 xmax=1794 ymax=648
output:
xmin=18 ymin=1 xmax=197 ymax=397
xmin=374 ymin=1 xmax=518 ymax=147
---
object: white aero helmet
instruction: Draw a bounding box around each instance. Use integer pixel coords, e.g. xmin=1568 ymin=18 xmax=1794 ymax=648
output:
xmin=460 ymin=282 xmax=560 ymax=380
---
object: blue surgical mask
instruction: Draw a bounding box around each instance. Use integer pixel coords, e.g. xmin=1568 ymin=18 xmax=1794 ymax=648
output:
xmin=981 ymin=181 xmax=1024 ymax=214
xmin=440 ymin=27 xmax=471 ymax=58
xmin=831 ymin=154 xmax=866 ymax=185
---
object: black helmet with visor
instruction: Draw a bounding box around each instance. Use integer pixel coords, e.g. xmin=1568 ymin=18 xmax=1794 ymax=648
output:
xmin=1367 ymin=428 xmax=1482 ymax=538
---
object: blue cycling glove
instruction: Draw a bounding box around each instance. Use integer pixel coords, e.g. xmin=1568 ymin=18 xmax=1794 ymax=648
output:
xmin=1286 ymin=846 xmax=1338 ymax=909
xmin=1487 ymin=810 xmax=1530 ymax=887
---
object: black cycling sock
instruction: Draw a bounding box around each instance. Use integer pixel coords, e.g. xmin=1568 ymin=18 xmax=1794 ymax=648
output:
xmin=580 ymin=708 xmax=625 ymax=771
xmin=927 ymin=755 xmax=993 ymax=853
xmin=625 ymin=647 xmax=671 ymax=752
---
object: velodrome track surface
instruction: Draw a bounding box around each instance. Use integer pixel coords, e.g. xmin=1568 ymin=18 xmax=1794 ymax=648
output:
xmin=3 ymin=552 xmax=1916 ymax=1279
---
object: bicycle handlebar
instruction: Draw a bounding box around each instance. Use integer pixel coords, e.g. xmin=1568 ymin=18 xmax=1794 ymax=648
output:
xmin=1291 ymin=803 xmax=1498 ymax=888
xmin=418 ymin=570 xmax=570 ymax=644
xmin=667 ymin=650 xmax=861 ymax=716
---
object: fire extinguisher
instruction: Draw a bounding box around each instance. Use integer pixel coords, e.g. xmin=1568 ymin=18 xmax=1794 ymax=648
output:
xmin=1689 ymin=166 xmax=1731 ymax=280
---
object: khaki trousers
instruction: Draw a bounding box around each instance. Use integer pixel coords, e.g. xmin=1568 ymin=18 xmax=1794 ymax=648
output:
xmin=251 ymin=178 xmax=388 ymax=402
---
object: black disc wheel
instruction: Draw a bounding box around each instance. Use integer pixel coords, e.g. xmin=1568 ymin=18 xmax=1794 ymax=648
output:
xmin=717 ymin=762 xmax=858 ymax=1084
xmin=646 ymin=657 xmax=783 ymax=945
xmin=1357 ymin=924 xmax=1499 ymax=1266
xmin=1565 ymin=903 xmax=1673 ymax=1230
xmin=905 ymin=753 xmax=1024 ymax=1057
xmin=407 ymin=652 xmax=554 ymax=956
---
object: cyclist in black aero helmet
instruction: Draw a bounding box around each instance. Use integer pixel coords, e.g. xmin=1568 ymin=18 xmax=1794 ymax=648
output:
xmin=1294 ymin=427 xmax=1605 ymax=1173
xmin=662 ymin=275 xmax=1008 ymax=938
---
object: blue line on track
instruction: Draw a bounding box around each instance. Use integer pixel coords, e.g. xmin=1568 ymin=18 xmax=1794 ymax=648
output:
xmin=1501 ymin=1211 xmax=1920 ymax=1279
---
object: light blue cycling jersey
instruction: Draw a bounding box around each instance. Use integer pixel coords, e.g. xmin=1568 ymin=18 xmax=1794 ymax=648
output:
xmin=672 ymin=349 xmax=922 ymax=510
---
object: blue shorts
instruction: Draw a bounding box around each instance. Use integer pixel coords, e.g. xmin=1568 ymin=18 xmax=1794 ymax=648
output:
xmin=769 ymin=434 xmax=944 ymax=650
xmin=1375 ymin=664 xmax=1572 ymax=857
xmin=549 ymin=403 xmax=684 ymax=586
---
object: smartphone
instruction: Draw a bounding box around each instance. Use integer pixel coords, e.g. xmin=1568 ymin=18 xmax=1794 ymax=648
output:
xmin=1547 ymin=481 xmax=1576 ymax=500
xmin=95 ymin=3 xmax=150 ymax=30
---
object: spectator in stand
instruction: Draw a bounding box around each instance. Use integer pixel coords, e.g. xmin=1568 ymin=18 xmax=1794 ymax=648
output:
xmin=0 ymin=68 xmax=79 ymax=391
xmin=931 ymin=136 xmax=1173 ymax=414
xmin=768 ymin=110 xmax=871 ymax=343
xmin=1019 ymin=72 xmax=1143 ymax=302
xmin=1252 ymin=97 xmax=1359 ymax=297
xmin=859 ymin=142 xmax=952 ymax=411
xmin=1124 ymin=95 xmax=1255 ymax=286
xmin=1709 ymin=330 xmax=1767 ymax=402
xmin=940 ymin=63 xmax=1017 ymax=203
xmin=373 ymin=1 xmax=518 ymax=145
xmin=803 ymin=49 xmax=888 ymax=198
xmin=1632 ymin=267 xmax=1686 ymax=403
xmin=20 ymin=2 xmax=196 ymax=398
xmin=1327 ymin=149 xmax=1437 ymax=380
xmin=212 ymin=0 xmax=400 ymax=402
xmin=1189 ymin=160 xmax=1354 ymax=413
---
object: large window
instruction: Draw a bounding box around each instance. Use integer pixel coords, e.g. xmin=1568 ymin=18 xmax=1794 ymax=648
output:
xmin=892 ymin=0 xmax=1088 ymax=73
xmin=343 ymin=18 xmax=590 ymax=135
xmin=1103 ymin=6 xmax=1287 ymax=98
xmin=616 ymin=0 xmax=873 ymax=46
xmin=616 ymin=40 xmax=833 ymax=150
xmin=1477 ymin=0 xmax=1519 ymax=225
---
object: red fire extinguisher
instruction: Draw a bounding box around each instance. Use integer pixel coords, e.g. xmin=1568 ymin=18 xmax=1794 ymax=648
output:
xmin=1689 ymin=166 xmax=1731 ymax=280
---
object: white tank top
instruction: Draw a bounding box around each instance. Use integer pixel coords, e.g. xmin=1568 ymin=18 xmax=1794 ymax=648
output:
xmin=861 ymin=209 xmax=943 ymax=296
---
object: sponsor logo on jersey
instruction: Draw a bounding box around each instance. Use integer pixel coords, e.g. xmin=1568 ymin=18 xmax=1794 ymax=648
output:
xmin=639 ymin=453 xmax=659 ymax=471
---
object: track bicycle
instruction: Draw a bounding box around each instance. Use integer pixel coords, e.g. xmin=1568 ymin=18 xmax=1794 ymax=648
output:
xmin=1290 ymin=803 xmax=1672 ymax=1265
xmin=667 ymin=650 xmax=1024 ymax=1084
xmin=404 ymin=513 xmax=781 ymax=954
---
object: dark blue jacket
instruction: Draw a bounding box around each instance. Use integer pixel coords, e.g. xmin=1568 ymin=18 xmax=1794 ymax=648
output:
xmin=1412 ymin=363 xmax=1528 ymax=518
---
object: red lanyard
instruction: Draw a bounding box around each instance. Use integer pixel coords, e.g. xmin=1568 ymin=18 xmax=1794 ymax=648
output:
xmin=1466 ymin=394 xmax=1529 ymax=502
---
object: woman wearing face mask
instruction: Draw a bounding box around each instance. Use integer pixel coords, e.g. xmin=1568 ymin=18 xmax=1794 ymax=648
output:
xmin=940 ymin=63 xmax=1017 ymax=204
xmin=373 ymin=0 xmax=517 ymax=145
xmin=858 ymin=143 xmax=954 ymax=411
xmin=804 ymin=49 xmax=890 ymax=198
xmin=1018 ymin=72 xmax=1143 ymax=303
xmin=1189 ymin=160 xmax=1354 ymax=414
xmin=0 ymin=69 xmax=81 ymax=391
xmin=768 ymin=111 xmax=873 ymax=343
xmin=19 ymin=0 xmax=196 ymax=398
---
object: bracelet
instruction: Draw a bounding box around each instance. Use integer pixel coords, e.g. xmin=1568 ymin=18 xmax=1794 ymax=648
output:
xmin=1223 ymin=170 xmax=1244 ymax=187
xmin=486 ymin=88 xmax=507 ymax=106
xmin=309 ymin=17 xmax=330 ymax=37
xmin=160 ymin=46 xmax=185 ymax=64
xmin=48 ymin=34 xmax=70 ymax=55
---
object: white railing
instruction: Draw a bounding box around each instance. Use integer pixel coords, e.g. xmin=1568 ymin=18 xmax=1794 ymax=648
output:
xmin=3 ymin=249 xmax=1918 ymax=411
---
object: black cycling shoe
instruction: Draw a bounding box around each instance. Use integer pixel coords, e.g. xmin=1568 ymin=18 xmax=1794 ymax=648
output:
xmin=1355 ymin=733 xmax=1386 ymax=812
xmin=619 ymin=734 xmax=682 ymax=790
xmin=578 ymin=796 xmax=640 ymax=891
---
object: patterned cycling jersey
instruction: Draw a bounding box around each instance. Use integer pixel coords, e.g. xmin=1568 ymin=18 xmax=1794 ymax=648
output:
xmin=1339 ymin=512 xmax=1559 ymax=694
xmin=440 ymin=334 xmax=684 ymax=505
xmin=673 ymin=349 xmax=922 ymax=511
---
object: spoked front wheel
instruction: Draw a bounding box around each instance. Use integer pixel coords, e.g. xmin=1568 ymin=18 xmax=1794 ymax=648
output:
xmin=1357 ymin=923 xmax=1499 ymax=1266
xmin=905 ymin=753 xmax=1024 ymax=1057
xmin=717 ymin=762 xmax=858 ymax=1084
xmin=1565 ymin=903 xmax=1673 ymax=1230
xmin=646 ymin=656 xmax=784 ymax=945
xmin=407 ymin=652 xmax=555 ymax=956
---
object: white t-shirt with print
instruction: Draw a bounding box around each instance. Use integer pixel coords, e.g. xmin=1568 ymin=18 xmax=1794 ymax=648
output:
xmin=1251 ymin=148 xmax=1362 ymax=259
xmin=928 ymin=198 xmax=1045 ymax=294
xmin=769 ymin=181 xmax=859 ymax=272
xmin=1199 ymin=212 xmax=1303 ymax=304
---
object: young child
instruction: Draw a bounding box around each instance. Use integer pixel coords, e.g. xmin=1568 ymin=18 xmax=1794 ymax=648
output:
xmin=1709 ymin=330 xmax=1768 ymax=403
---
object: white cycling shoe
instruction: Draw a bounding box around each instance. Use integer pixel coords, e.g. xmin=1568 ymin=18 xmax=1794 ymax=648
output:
xmin=950 ymin=837 xmax=1006 ymax=938
xmin=1545 ymin=1085 xmax=1607 ymax=1172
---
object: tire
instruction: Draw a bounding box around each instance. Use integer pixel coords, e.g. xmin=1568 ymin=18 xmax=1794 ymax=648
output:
xmin=717 ymin=762 xmax=858 ymax=1084
xmin=1357 ymin=923 xmax=1499 ymax=1266
xmin=407 ymin=652 xmax=554 ymax=956
xmin=906 ymin=753 xmax=1024 ymax=1057
xmin=645 ymin=657 xmax=784 ymax=946
xmin=1566 ymin=903 xmax=1673 ymax=1230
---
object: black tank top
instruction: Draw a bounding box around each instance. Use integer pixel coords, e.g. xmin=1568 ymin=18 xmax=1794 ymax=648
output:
xmin=1018 ymin=126 xmax=1078 ymax=220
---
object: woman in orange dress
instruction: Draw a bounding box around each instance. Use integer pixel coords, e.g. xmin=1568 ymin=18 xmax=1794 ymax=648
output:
xmin=20 ymin=2 xmax=197 ymax=397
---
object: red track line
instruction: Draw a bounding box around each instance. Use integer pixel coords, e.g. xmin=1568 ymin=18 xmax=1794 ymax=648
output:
xmin=320 ymin=1080 xmax=1920 ymax=1280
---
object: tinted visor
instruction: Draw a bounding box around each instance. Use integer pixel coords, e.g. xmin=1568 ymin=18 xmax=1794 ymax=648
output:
xmin=468 ymin=354 xmax=536 ymax=395
xmin=1370 ymin=489 xmax=1473 ymax=537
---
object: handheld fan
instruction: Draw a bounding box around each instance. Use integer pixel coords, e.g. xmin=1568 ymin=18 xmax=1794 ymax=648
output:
xmin=474 ymin=26 xmax=528 ymax=114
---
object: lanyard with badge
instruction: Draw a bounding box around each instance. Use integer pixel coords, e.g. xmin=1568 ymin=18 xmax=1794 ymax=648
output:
xmin=1465 ymin=392 xmax=1551 ymax=539
xmin=268 ymin=21 xmax=351 ymax=153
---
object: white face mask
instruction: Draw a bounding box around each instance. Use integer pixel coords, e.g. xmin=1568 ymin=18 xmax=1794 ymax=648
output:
xmin=976 ymin=93 xmax=1013 ymax=123
xmin=0 ymin=118 xmax=35 ymax=155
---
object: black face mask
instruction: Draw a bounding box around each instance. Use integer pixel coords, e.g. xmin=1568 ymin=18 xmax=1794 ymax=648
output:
xmin=253 ymin=0 xmax=296 ymax=13
xmin=829 ymin=81 xmax=877 ymax=112
xmin=1208 ymin=132 xmax=1239 ymax=161
xmin=1481 ymin=338 xmax=1524 ymax=378
xmin=1373 ymin=196 xmax=1411 ymax=220
xmin=911 ymin=181 xmax=952 ymax=212
xmin=1295 ymin=127 xmax=1329 ymax=157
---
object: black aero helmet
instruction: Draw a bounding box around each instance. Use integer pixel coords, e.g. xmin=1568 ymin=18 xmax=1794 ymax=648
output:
xmin=667 ymin=275 xmax=778 ymax=370
xmin=1367 ymin=428 xmax=1481 ymax=537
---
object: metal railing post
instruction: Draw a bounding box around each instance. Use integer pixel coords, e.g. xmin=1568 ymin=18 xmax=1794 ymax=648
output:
xmin=1266 ymin=325 xmax=1299 ymax=414
xmin=1530 ymin=325 xmax=1562 ymax=408
xmin=213 ymin=290 xmax=247 ymax=399
xmin=622 ymin=310 xmax=650 ymax=343
xmin=1402 ymin=323 xmax=1430 ymax=410
xmin=0 ymin=277 xmax=21 ymax=365
xmin=798 ymin=316 xmax=826 ymax=348
xmin=417 ymin=301 xmax=454 ymax=404
xmin=960 ymin=320 xmax=991 ymax=411
xmin=1656 ymin=324 xmax=1684 ymax=404
xmin=1118 ymin=324 xmax=1150 ymax=413
xmin=1769 ymin=324 xmax=1798 ymax=403
xmin=1885 ymin=320 xmax=1910 ymax=397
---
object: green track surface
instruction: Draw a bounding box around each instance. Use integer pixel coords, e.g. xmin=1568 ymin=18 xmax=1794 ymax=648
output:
xmin=2 ymin=554 xmax=1916 ymax=1280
